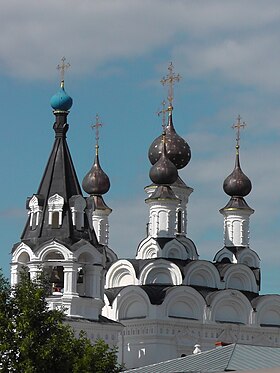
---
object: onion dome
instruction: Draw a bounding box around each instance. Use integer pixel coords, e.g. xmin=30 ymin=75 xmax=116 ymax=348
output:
xmin=82 ymin=145 xmax=110 ymax=195
xmin=50 ymin=81 xmax=73 ymax=111
xmin=148 ymin=108 xmax=191 ymax=169
xmin=223 ymin=145 xmax=252 ymax=197
xmin=149 ymin=132 xmax=178 ymax=185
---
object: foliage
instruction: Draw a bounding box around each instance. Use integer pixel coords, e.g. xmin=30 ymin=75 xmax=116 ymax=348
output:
xmin=0 ymin=270 xmax=123 ymax=373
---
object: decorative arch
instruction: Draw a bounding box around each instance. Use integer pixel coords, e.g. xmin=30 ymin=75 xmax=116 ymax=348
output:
xmin=177 ymin=236 xmax=199 ymax=260
xmin=37 ymin=241 xmax=71 ymax=262
xmin=253 ymin=295 xmax=280 ymax=327
xmin=164 ymin=286 xmax=206 ymax=321
xmin=208 ymin=289 xmax=252 ymax=324
xmin=136 ymin=237 xmax=160 ymax=259
xmin=69 ymin=195 xmax=86 ymax=230
xmin=139 ymin=259 xmax=182 ymax=285
xmin=184 ymin=260 xmax=220 ymax=288
xmin=238 ymin=248 xmax=260 ymax=268
xmin=117 ymin=286 xmax=150 ymax=321
xmin=163 ymin=239 xmax=189 ymax=260
xmin=12 ymin=242 xmax=34 ymax=263
xmin=214 ymin=247 xmax=235 ymax=263
xmin=105 ymin=260 xmax=137 ymax=288
xmin=47 ymin=194 xmax=64 ymax=228
xmin=74 ymin=242 xmax=105 ymax=265
xmin=223 ymin=264 xmax=258 ymax=293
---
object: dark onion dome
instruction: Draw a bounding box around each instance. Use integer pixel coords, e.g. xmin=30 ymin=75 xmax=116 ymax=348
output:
xmin=223 ymin=146 xmax=252 ymax=197
xmin=148 ymin=108 xmax=191 ymax=169
xmin=149 ymin=132 xmax=178 ymax=185
xmin=82 ymin=146 xmax=110 ymax=195
xmin=50 ymin=81 xmax=73 ymax=111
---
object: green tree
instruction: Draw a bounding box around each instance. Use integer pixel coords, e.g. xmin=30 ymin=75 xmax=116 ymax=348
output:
xmin=0 ymin=270 xmax=123 ymax=373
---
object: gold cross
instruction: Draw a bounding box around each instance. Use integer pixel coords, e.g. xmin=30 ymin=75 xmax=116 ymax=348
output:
xmin=232 ymin=114 xmax=246 ymax=148
xmin=160 ymin=62 xmax=181 ymax=108
xmin=91 ymin=114 xmax=103 ymax=150
xmin=157 ymin=100 xmax=167 ymax=130
xmin=57 ymin=57 xmax=70 ymax=85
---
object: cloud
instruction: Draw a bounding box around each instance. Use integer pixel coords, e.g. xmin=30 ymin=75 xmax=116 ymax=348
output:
xmin=1 ymin=0 xmax=280 ymax=91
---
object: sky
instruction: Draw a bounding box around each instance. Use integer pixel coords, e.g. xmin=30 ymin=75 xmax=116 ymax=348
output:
xmin=1 ymin=0 xmax=280 ymax=294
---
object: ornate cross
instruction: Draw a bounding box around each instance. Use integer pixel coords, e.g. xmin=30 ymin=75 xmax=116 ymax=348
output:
xmin=160 ymin=62 xmax=181 ymax=107
xmin=91 ymin=114 xmax=103 ymax=149
xmin=157 ymin=100 xmax=167 ymax=130
xmin=57 ymin=57 xmax=70 ymax=83
xmin=232 ymin=114 xmax=246 ymax=147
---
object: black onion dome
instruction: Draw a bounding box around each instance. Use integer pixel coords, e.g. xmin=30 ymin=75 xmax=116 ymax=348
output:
xmin=82 ymin=150 xmax=110 ymax=195
xmin=149 ymin=134 xmax=178 ymax=185
xmin=148 ymin=110 xmax=191 ymax=169
xmin=223 ymin=149 xmax=252 ymax=197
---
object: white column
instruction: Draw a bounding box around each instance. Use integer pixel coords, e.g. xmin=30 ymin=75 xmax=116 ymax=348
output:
xmin=92 ymin=209 xmax=111 ymax=245
xmin=29 ymin=263 xmax=41 ymax=281
xmin=84 ymin=265 xmax=103 ymax=298
xmin=63 ymin=263 xmax=78 ymax=296
xmin=10 ymin=264 xmax=19 ymax=286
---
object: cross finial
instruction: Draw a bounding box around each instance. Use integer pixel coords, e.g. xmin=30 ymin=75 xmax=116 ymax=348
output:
xmin=91 ymin=114 xmax=103 ymax=154
xmin=160 ymin=62 xmax=181 ymax=109
xmin=157 ymin=100 xmax=167 ymax=131
xmin=232 ymin=114 xmax=246 ymax=151
xmin=57 ymin=57 xmax=70 ymax=87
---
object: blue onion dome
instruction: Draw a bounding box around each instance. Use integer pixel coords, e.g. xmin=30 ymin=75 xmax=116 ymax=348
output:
xmin=148 ymin=108 xmax=191 ymax=169
xmin=82 ymin=146 xmax=110 ymax=195
xmin=223 ymin=146 xmax=252 ymax=197
xmin=149 ymin=132 xmax=178 ymax=185
xmin=50 ymin=81 xmax=73 ymax=111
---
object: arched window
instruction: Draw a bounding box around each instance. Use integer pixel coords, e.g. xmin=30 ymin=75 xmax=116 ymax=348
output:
xmin=48 ymin=194 xmax=64 ymax=228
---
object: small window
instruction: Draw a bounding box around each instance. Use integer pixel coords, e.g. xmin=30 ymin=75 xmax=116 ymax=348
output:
xmin=52 ymin=211 xmax=59 ymax=229
xmin=177 ymin=210 xmax=182 ymax=233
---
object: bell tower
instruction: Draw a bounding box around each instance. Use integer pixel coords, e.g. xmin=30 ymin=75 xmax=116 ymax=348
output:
xmin=11 ymin=58 xmax=121 ymax=345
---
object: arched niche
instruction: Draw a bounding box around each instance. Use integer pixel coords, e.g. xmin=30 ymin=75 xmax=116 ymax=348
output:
xmin=164 ymin=286 xmax=205 ymax=321
xmin=136 ymin=237 xmax=159 ymax=259
xmin=238 ymin=248 xmax=260 ymax=268
xmin=253 ymin=295 xmax=280 ymax=327
xmin=177 ymin=236 xmax=199 ymax=260
xmin=105 ymin=260 xmax=137 ymax=289
xmin=117 ymin=287 xmax=149 ymax=321
xmin=223 ymin=264 xmax=258 ymax=293
xmin=44 ymin=251 xmax=65 ymax=260
xmin=17 ymin=251 xmax=31 ymax=265
xmin=184 ymin=261 xmax=220 ymax=288
xmin=73 ymin=243 xmax=105 ymax=266
xmin=12 ymin=243 xmax=34 ymax=263
xmin=214 ymin=247 xmax=235 ymax=263
xmin=77 ymin=252 xmax=94 ymax=265
xmin=163 ymin=239 xmax=189 ymax=260
xmin=146 ymin=270 xmax=172 ymax=284
xmin=139 ymin=260 xmax=182 ymax=285
xmin=208 ymin=290 xmax=252 ymax=325
xmin=36 ymin=241 xmax=71 ymax=262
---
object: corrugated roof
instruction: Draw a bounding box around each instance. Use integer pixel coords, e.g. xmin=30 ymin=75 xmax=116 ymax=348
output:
xmin=227 ymin=344 xmax=280 ymax=371
xmin=125 ymin=344 xmax=280 ymax=373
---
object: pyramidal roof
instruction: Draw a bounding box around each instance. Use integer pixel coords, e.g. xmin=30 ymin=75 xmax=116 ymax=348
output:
xmin=18 ymin=84 xmax=98 ymax=251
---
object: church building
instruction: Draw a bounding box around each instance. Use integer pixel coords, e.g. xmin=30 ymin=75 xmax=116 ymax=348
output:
xmin=10 ymin=60 xmax=280 ymax=370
